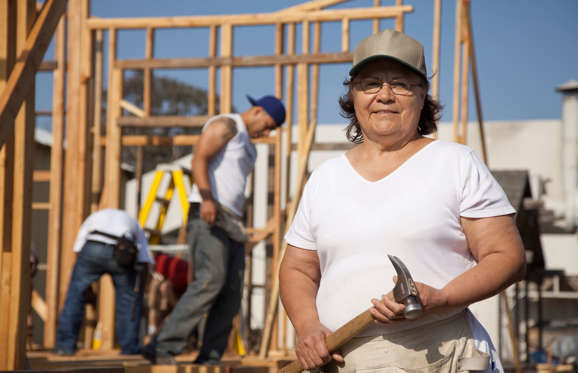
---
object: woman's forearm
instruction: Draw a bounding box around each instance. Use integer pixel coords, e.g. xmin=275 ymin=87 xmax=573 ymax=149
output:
xmin=279 ymin=255 xmax=322 ymax=335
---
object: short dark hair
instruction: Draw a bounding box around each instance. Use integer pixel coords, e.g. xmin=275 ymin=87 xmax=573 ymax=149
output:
xmin=338 ymin=78 xmax=443 ymax=144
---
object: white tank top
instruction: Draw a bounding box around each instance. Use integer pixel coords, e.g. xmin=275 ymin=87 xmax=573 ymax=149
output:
xmin=189 ymin=114 xmax=256 ymax=216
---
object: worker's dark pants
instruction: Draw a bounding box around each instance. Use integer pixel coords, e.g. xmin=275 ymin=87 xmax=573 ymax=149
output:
xmin=152 ymin=206 xmax=245 ymax=362
xmin=56 ymin=241 xmax=142 ymax=354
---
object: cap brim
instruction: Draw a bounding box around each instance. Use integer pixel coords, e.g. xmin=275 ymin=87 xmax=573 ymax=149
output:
xmin=246 ymin=95 xmax=258 ymax=106
xmin=349 ymin=55 xmax=426 ymax=79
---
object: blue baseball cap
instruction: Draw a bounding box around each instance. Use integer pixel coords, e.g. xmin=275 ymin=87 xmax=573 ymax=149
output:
xmin=246 ymin=95 xmax=286 ymax=126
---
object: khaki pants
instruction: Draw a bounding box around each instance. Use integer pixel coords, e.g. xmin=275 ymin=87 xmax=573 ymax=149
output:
xmin=325 ymin=311 xmax=491 ymax=373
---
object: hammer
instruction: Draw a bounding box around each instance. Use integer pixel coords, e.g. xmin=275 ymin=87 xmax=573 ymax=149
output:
xmin=279 ymin=255 xmax=422 ymax=373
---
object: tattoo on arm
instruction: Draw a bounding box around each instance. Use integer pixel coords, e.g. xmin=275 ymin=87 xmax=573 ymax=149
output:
xmin=223 ymin=117 xmax=238 ymax=140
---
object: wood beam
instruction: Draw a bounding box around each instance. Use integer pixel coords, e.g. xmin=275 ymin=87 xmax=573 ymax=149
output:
xmin=117 ymin=115 xmax=209 ymax=127
xmin=0 ymin=0 xmax=67 ymax=149
xmin=277 ymin=0 xmax=348 ymax=13
xmin=85 ymin=5 xmax=413 ymax=29
xmin=115 ymin=52 xmax=354 ymax=70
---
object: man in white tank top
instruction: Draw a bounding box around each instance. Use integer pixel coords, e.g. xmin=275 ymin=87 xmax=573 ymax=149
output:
xmin=142 ymin=95 xmax=286 ymax=365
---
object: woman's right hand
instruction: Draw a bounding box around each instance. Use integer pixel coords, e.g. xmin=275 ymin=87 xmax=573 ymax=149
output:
xmin=295 ymin=322 xmax=344 ymax=370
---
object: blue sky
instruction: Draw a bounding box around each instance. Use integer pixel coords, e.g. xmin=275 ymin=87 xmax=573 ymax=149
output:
xmin=36 ymin=0 xmax=578 ymax=127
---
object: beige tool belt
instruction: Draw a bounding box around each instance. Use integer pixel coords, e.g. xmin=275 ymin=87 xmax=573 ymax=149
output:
xmin=325 ymin=310 xmax=490 ymax=373
xmin=214 ymin=203 xmax=248 ymax=243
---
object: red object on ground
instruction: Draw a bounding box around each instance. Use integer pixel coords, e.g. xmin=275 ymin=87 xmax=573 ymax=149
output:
xmin=154 ymin=253 xmax=189 ymax=297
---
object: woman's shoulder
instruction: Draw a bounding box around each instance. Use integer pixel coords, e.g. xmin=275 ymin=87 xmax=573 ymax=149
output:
xmin=429 ymin=139 xmax=475 ymax=156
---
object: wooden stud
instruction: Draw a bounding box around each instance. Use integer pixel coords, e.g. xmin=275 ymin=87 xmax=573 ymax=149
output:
xmin=100 ymin=66 xmax=123 ymax=350
xmin=451 ymin=0 xmax=463 ymax=143
xmin=373 ymin=0 xmax=380 ymax=34
xmin=0 ymin=0 xmax=67 ymax=149
xmin=431 ymin=0 xmax=441 ymax=102
xmin=260 ymin=120 xmax=316 ymax=359
xmin=274 ymin=22 xmax=285 ymax=352
xmin=0 ymin=0 xmax=16 ymax=268
xmin=208 ymin=25 xmax=217 ymax=117
xmin=1 ymin=0 xmax=36 ymax=368
xmin=144 ymin=27 xmax=154 ymax=116
xmin=91 ymin=29 xmax=104 ymax=212
xmin=284 ymin=22 xmax=295 ymax=233
xmin=220 ymin=24 xmax=233 ymax=114
xmin=44 ymin=14 xmax=66 ymax=349
xmin=341 ymin=18 xmax=349 ymax=52
xmin=459 ymin=32 xmax=469 ymax=145
xmin=463 ymin=1 xmax=488 ymax=164
xmin=298 ymin=20 xmax=309 ymax=151
xmin=395 ymin=0 xmax=404 ymax=32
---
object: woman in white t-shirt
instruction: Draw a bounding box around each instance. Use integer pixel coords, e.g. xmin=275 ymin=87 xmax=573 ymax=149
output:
xmin=279 ymin=29 xmax=525 ymax=373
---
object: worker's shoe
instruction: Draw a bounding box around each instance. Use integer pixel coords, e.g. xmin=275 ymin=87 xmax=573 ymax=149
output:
xmin=141 ymin=343 xmax=177 ymax=365
xmin=53 ymin=348 xmax=75 ymax=356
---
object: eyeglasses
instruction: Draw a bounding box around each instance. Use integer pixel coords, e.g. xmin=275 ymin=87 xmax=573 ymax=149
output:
xmin=352 ymin=77 xmax=424 ymax=96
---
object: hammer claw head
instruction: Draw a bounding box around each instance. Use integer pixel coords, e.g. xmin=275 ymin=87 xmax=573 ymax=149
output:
xmin=387 ymin=255 xmax=422 ymax=320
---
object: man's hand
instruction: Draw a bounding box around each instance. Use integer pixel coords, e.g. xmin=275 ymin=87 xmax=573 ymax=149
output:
xmin=200 ymin=199 xmax=217 ymax=225
xmin=295 ymin=321 xmax=344 ymax=370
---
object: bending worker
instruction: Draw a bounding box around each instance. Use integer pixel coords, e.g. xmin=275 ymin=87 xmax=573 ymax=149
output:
xmin=280 ymin=29 xmax=525 ymax=373
xmin=143 ymin=94 xmax=286 ymax=364
xmin=55 ymin=208 xmax=153 ymax=355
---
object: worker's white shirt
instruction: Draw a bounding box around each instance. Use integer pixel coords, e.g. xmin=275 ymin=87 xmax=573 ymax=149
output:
xmin=285 ymin=140 xmax=515 ymax=336
xmin=72 ymin=209 xmax=154 ymax=264
xmin=189 ymin=113 xmax=256 ymax=216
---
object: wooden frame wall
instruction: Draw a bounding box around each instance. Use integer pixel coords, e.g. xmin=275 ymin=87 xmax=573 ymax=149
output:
xmin=82 ymin=0 xmax=414 ymax=355
xmin=0 ymin=0 xmax=496 ymax=367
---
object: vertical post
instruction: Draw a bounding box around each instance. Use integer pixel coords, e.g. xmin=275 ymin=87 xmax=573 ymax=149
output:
xmin=463 ymin=2 xmax=487 ymax=163
xmin=0 ymin=7 xmax=17 ymax=345
xmin=208 ymin=25 xmax=217 ymax=117
xmin=220 ymin=24 xmax=233 ymax=114
xmin=44 ymin=14 xmax=66 ymax=349
xmin=431 ymin=0 xmax=441 ymax=102
xmin=459 ymin=24 xmax=469 ymax=145
xmin=284 ymin=22 xmax=295 ymax=219
xmin=274 ymin=21 xmax=285 ymax=352
xmin=100 ymin=66 xmax=123 ymax=350
xmin=451 ymin=0 xmax=463 ymax=143
xmin=144 ymin=27 xmax=154 ymax=116
xmin=372 ymin=0 xmax=380 ymax=34
xmin=0 ymin=0 xmax=36 ymax=369
xmin=91 ymin=29 xmax=104 ymax=211
xmin=394 ymin=0 xmax=404 ymax=32
xmin=60 ymin=0 xmax=91 ymax=307
xmin=297 ymin=21 xmax=309 ymax=157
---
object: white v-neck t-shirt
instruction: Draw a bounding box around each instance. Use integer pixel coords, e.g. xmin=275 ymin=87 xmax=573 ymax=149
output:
xmin=285 ymin=140 xmax=515 ymax=336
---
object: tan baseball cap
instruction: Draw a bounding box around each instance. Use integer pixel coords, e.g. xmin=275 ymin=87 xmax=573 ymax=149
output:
xmin=349 ymin=29 xmax=427 ymax=79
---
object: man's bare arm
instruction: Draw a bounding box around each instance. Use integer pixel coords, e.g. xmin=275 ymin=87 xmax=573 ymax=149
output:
xmin=192 ymin=117 xmax=237 ymax=224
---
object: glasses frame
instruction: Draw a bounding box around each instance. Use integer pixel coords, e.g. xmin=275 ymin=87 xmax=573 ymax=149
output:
xmin=352 ymin=77 xmax=425 ymax=97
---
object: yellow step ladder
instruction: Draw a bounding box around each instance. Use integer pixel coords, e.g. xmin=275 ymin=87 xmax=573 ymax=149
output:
xmin=138 ymin=164 xmax=192 ymax=245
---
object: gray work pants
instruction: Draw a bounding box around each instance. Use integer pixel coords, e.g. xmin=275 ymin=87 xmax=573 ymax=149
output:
xmin=153 ymin=206 xmax=245 ymax=361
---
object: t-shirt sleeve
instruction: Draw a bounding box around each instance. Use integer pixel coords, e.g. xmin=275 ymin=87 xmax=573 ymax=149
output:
xmin=285 ymin=171 xmax=318 ymax=251
xmin=459 ymin=150 xmax=516 ymax=218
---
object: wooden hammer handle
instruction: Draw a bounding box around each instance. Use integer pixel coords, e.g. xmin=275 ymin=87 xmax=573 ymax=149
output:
xmin=279 ymin=309 xmax=374 ymax=373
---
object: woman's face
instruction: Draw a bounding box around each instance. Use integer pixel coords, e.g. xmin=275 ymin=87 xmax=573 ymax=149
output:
xmin=351 ymin=59 xmax=426 ymax=145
